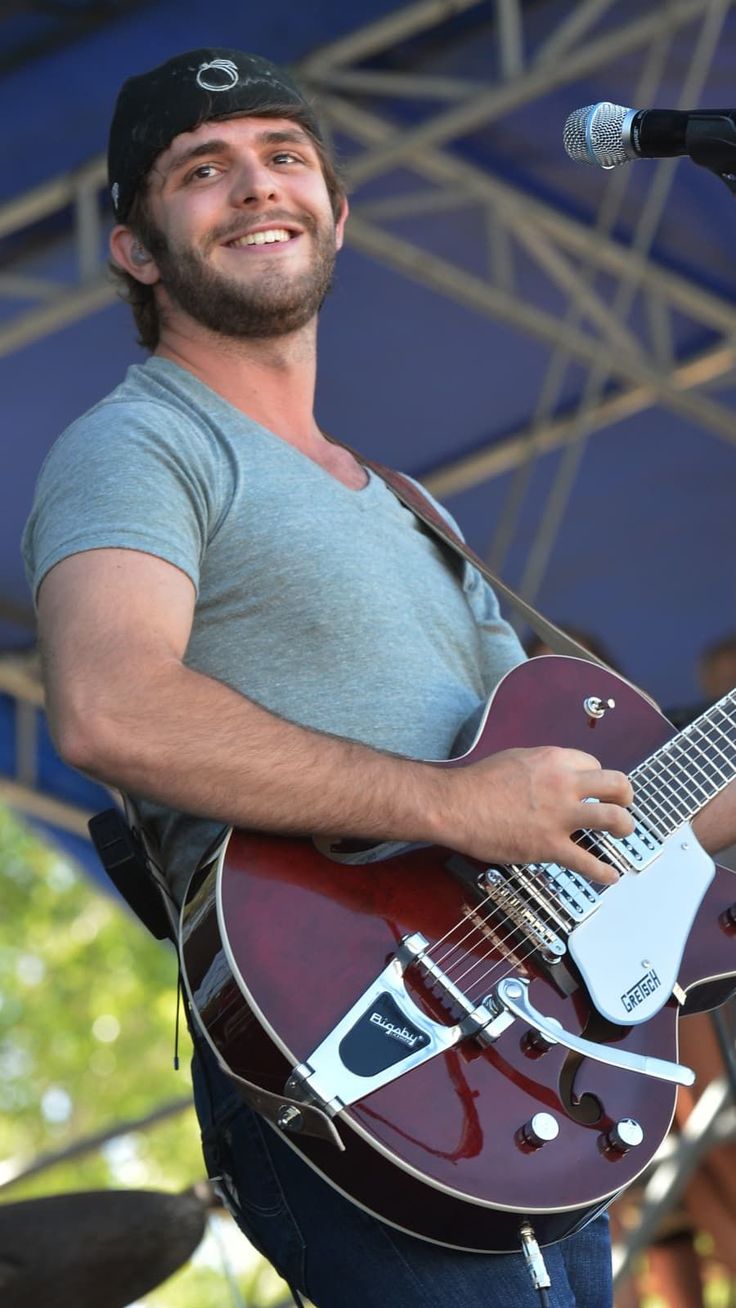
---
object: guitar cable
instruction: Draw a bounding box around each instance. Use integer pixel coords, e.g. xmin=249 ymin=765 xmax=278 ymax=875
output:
xmin=520 ymin=1222 xmax=552 ymax=1306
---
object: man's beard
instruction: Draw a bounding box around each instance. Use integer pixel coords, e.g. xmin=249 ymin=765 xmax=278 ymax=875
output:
xmin=150 ymin=213 xmax=337 ymax=340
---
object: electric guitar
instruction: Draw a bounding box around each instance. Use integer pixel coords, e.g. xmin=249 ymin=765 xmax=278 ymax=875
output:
xmin=180 ymin=656 xmax=736 ymax=1252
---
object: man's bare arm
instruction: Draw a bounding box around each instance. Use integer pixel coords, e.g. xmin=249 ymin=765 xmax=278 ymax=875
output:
xmin=38 ymin=548 xmax=635 ymax=883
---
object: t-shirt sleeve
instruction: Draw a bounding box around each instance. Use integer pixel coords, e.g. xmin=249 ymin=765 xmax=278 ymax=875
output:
xmin=22 ymin=399 xmax=224 ymax=604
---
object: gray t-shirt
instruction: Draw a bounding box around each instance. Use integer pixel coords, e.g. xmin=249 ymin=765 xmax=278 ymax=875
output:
xmin=23 ymin=357 xmax=524 ymax=900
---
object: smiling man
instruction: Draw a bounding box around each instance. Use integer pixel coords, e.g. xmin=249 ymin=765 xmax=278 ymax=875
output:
xmin=22 ymin=46 xmax=736 ymax=1308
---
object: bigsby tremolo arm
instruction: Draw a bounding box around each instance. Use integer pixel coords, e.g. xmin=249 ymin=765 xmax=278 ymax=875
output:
xmin=493 ymin=978 xmax=694 ymax=1086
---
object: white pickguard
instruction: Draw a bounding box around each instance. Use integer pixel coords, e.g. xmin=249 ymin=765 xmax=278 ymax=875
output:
xmin=568 ymin=825 xmax=714 ymax=1025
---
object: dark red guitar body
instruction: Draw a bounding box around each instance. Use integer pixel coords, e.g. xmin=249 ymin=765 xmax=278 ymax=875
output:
xmin=180 ymin=657 xmax=736 ymax=1251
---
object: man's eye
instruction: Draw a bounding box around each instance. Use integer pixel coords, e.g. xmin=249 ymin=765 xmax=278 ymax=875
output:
xmin=272 ymin=152 xmax=300 ymax=165
xmin=188 ymin=163 xmax=219 ymax=181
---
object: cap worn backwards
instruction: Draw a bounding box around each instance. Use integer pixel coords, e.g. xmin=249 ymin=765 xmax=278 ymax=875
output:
xmin=107 ymin=48 xmax=321 ymax=222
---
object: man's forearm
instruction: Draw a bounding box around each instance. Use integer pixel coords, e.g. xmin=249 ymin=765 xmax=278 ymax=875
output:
xmin=56 ymin=657 xmax=448 ymax=845
xmin=50 ymin=655 xmax=639 ymax=884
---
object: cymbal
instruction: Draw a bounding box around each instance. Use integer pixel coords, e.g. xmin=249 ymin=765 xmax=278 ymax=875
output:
xmin=0 ymin=1188 xmax=206 ymax=1307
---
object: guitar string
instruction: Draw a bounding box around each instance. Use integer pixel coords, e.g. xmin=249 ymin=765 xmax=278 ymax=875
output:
xmin=426 ymin=814 xmax=628 ymax=986
xmin=429 ymin=813 xmax=626 ymax=983
xmin=436 ymin=896 xmax=565 ymax=998
xmin=419 ymin=785 xmax=684 ymax=1001
xmin=426 ymin=865 xmax=601 ymax=999
xmin=424 ymin=799 xmax=731 ymax=1009
xmin=430 ymin=790 xmax=679 ymax=999
xmin=444 ymin=793 xmax=733 ymax=1012
xmin=416 ymin=894 xmax=568 ymax=1016
xmin=429 ymin=797 xmax=646 ymax=975
xmin=431 ymin=868 xmax=575 ymax=983
xmin=428 ymin=849 xmax=586 ymax=967
xmin=407 ymin=694 xmax=736 ymax=1014
xmin=425 ymin=760 xmax=704 ymax=992
xmin=432 ymin=691 xmax=736 ymax=979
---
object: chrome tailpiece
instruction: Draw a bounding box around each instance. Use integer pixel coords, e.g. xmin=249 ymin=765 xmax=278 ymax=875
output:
xmin=284 ymin=932 xmax=513 ymax=1117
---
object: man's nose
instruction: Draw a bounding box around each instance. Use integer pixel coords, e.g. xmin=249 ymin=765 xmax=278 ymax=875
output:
xmin=230 ymin=161 xmax=280 ymax=206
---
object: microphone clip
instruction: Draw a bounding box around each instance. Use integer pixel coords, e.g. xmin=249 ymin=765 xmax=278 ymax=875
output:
xmin=685 ymin=114 xmax=736 ymax=195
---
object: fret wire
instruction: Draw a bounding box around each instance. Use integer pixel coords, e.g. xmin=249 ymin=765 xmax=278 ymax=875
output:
xmin=678 ymin=698 xmax=736 ymax=750
xmin=658 ymin=720 xmax=734 ymax=808
xmin=635 ymin=757 xmax=709 ymax=831
xmin=645 ymin=757 xmax=693 ymax=821
xmin=707 ymin=704 xmax=736 ymax=736
xmin=632 ymin=771 xmax=678 ymax=822
xmin=709 ymin=717 xmax=736 ymax=757
xmin=632 ymin=771 xmax=682 ymax=822
xmin=630 ymin=801 xmax=669 ymax=842
xmin=700 ymin=722 xmax=736 ymax=779
xmin=669 ymin=737 xmax=721 ymax=805
xmin=666 ymin=750 xmax=715 ymax=807
xmin=697 ymin=748 xmax=729 ymax=784
xmin=666 ymin=723 xmax=727 ymax=792
xmin=629 ymin=692 xmax=736 ymax=838
xmin=695 ymin=726 xmax=732 ymax=763
xmin=631 ymin=774 xmax=682 ymax=833
xmin=711 ymin=698 xmax=736 ymax=726
xmin=711 ymin=734 xmax=736 ymax=760
xmin=630 ymin=801 xmax=667 ymax=841
xmin=707 ymin=740 xmax=734 ymax=777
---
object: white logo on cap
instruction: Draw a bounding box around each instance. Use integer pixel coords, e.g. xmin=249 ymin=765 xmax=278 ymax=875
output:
xmin=196 ymin=59 xmax=239 ymax=92
xmin=111 ymin=181 xmax=120 ymax=210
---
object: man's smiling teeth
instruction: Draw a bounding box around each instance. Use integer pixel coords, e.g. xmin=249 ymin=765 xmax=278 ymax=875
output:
xmin=230 ymin=229 xmax=292 ymax=247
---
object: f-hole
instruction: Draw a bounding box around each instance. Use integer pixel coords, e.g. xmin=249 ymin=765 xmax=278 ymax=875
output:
xmin=558 ymin=1011 xmax=632 ymax=1124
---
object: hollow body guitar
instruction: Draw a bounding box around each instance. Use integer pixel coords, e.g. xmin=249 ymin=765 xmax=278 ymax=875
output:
xmin=180 ymin=656 xmax=736 ymax=1252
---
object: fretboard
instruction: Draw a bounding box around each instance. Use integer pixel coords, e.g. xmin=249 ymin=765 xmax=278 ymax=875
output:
xmin=632 ymin=691 xmax=736 ymax=838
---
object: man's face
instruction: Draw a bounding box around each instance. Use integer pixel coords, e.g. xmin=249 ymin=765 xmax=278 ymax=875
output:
xmin=140 ymin=115 xmax=347 ymax=339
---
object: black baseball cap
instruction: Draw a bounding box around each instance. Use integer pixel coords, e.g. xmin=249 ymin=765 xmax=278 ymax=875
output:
xmin=108 ymin=48 xmax=322 ymax=222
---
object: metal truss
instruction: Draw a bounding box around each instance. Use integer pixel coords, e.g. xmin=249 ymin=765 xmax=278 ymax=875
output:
xmin=1 ymin=0 xmax=736 ymax=722
xmin=2 ymin=3 xmax=734 ymax=489
xmin=298 ymin=0 xmax=736 ymax=595
xmin=612 ymin=1072 xmax=736 ymax=1289
xmin=3 ymin=26 xmax=735 ymax=1263
xmin=0 ymin=653 xmax=98 ymax=837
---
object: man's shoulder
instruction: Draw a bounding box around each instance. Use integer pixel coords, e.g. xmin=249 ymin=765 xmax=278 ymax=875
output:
xmin=47 ymin=359 xmax=218 ymax=477
xmin=66 ymin=358 xmax=202 ymax=434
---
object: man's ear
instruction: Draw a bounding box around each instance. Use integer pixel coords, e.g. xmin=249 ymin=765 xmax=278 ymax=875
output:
xmin=335 ymin=196 xmax=349 ymax=251
xmin=109 ymin=226 xmax=161 ymax=283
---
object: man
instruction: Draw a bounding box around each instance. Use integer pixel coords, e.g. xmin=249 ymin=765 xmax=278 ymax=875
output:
xmin=22 ymin=48 xmax=736 ymax=1308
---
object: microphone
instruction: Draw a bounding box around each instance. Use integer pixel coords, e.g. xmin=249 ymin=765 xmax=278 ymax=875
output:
xmin=563 ymin=102 xmax=736 ymax=173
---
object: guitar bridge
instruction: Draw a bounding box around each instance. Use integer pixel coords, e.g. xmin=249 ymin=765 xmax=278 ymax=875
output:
xmin=284 ymin=933 xmax=513 ymax=1117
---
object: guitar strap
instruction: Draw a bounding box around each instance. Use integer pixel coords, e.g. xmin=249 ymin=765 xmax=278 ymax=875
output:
xmin=360 ymin=455 xmax=610 ymax=669
xmin=363 ymin=457 xmax=660 ymax=712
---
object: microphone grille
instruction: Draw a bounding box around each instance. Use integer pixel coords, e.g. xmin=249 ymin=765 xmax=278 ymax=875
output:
xmin=563 ymin=102 xmax=632 ymax=168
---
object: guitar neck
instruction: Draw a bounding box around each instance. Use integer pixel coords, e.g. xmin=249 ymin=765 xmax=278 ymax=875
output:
xmin=632 ymin=691 xmax=736 ymax=837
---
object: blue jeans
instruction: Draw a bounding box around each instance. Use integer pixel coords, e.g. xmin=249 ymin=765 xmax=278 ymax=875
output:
xmin=191 ymin=1040 xmax=613 ymax=1307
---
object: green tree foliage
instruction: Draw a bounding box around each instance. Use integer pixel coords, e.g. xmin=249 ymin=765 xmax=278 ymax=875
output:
xmin=0 ymin=806 xmax=292 ymax=1306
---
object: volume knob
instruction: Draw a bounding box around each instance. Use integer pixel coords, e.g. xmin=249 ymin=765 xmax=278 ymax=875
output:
xmin=522 ymin=1113 xmax=560 ymax=1148
xmin=605 ymin=1118 xmax=643 ymax=1153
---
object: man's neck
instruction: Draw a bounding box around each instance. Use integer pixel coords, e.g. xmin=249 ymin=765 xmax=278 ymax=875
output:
xmin=156 ymin=318 xmax=322 ymax=450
